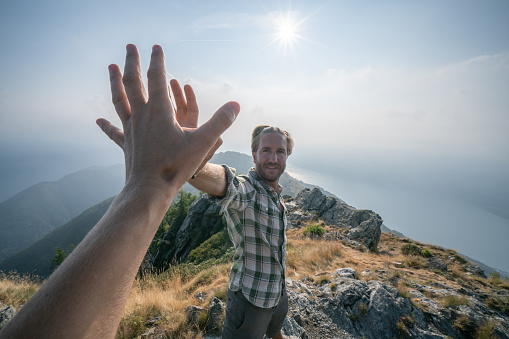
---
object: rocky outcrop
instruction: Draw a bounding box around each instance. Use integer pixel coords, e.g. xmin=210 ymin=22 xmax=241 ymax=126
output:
xmin=288 ymin=188 xmax=382 ymax=250
xmin=153 ymin=187 xmax=383 ymax=269
xmin=186 ymin=268 xmax=509 ymax=339
xmin=152 ymin=196 xmax=224 ymax=268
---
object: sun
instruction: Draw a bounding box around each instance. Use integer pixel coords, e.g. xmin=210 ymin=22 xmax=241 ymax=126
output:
xmin=276 ymin=19 xmax=298 ymax=44
xmin=265 ymin=10 xmax=309 ymax=55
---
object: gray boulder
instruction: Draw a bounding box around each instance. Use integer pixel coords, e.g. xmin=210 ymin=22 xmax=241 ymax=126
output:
xmin=293 ymin=188 xmax=382 ymax=250
xmin=0 ymin=304 xmax=15 ymax=330
xmin=332 ymin=268 xmax=358 ymax=280
xmin=185 ymin=305 xmax=206 ymax=326
xmin=206 ymin=297 xmax=225 ymax=335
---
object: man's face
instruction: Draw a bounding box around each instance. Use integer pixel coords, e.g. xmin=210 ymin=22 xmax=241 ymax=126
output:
xmin=252 ymin=132 xmax=288 ymax=188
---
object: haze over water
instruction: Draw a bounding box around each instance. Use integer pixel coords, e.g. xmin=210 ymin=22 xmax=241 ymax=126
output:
xmin=287 ymin=163 xmax=509 ymax=274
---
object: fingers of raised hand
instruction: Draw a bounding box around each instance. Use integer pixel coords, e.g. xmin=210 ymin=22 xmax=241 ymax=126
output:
xmin=96 ymin=118 xmax=125 ymax=149
xmin=147 ymin=45 xmax=171 ymax=111
xmin=184 ymin=84 xmax=199 ymax=128
xmin=122 ymin=44 xmax=147 ymax=109
xmin=108 ymin=64 xmax=131 ymax=123
xmin=170 ymin=79 xmax=188 ymax=126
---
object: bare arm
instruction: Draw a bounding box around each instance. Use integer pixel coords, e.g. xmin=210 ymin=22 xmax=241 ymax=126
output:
xmin=0 ymin=44 xmax=240 ymax=338
xmin=188 ymin=162 xmax=227 ymax=196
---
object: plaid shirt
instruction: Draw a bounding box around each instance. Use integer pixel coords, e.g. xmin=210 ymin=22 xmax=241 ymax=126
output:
xmin=214 ymin=166 xmax=287 ymax=308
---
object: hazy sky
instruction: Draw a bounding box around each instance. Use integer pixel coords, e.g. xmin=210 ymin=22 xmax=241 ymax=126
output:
xmin=1 ymin=1 xmax=508 ymax=270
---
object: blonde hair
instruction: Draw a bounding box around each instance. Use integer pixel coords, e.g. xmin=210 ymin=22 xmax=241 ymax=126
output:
xmin=251 ymin=125 xmax=294 ymax=156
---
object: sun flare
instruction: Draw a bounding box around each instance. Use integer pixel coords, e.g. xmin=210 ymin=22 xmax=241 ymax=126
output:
xmin=276 ymin=19 xmax=298 ymax=43
xmin=266 ymin=10 xmax=309 ymax=55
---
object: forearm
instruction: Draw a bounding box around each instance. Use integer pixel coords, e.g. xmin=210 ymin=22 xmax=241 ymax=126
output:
xmin=188 ymin=162 xmax=227 ymax=197
xmin=1 ymin=182 xmax=176 ymax=338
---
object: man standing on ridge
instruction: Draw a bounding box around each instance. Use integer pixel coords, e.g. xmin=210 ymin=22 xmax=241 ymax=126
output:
xmin=174 ymin=81 xmax=293 ymax=339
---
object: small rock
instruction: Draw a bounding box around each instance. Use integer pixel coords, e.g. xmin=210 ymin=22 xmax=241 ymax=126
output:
xmin=332 ymin=268 xmax=358 ymax=279
xmin=0 ymin=305 xmax=15 ymax=330
xmin=185 ymin=305 xmax=206 ymax=325
xmin=195 ymin=291 xmax=207 ymax=303
xmin=206 ymin=297 xmax=225 ymax=335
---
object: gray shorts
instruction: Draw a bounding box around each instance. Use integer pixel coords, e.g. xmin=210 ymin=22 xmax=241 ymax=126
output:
xmin=221 ymin=288 xmax=288 ymax=339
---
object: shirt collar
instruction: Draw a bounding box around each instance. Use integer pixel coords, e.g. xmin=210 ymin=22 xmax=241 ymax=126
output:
xmin=248 ymin=168 xmax=284 ymax=195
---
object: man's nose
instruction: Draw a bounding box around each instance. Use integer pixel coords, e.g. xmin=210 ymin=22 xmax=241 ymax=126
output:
xmin=269 ymin=151 xmax=277 ymax=162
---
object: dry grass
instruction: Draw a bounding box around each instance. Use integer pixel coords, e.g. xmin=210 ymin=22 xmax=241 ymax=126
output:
xmin=118 ymin=263 xmax=230 ymax=338
xmin=2 ymin=228 xmax=508 ymax=338
xmin=0 ymin=272 xmax=41 ymax=309
xmin=285 ymin=229 xmax=343 ymax=279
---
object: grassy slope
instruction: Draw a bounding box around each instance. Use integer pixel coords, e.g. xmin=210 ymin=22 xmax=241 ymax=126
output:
xmin=3 ymin=229 xmax=507 ymax=338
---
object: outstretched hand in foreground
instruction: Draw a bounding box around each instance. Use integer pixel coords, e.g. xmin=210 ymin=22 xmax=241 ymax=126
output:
xmin=0 ymin=44 xmax=240 ymax=339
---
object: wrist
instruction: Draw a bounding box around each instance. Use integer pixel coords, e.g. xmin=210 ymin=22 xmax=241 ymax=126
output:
xmin=123 ymin=175 xmax=178 ymax=207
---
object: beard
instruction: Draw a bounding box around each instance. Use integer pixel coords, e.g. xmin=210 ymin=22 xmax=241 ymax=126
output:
xmin=255 ymin=161 xmax=285 ymax=184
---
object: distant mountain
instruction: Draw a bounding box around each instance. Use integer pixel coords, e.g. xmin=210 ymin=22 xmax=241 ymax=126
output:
xmin=207 ymin=151 xmax=337 ymax=198
xmin=0 ymin=151 xmax=334 ymax=277
xmin=0 ymin=197 xmax=115 ymax=278
xmin=0 ymin=165 xmax=124 ymax=262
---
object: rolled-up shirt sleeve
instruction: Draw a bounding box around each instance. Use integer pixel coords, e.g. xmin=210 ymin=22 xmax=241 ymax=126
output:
xmin=209 ymin=165 xmax=255 ymax=214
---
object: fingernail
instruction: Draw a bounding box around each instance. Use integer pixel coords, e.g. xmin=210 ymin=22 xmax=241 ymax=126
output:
xmin=228 ymin=102 xmax=240 ymax=117
xmin=152 ymin=45 xmax=161 ymax=52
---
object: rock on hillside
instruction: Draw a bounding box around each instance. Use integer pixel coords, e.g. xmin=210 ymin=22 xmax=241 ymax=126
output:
xmin=281 ymin=271 xmax=509 ymax=338
xmin=288 ymin=188 xmax=383 ymax=250
xmin=186 ymin=266 xmax=509 ymax=338
xmin=152 ymin=187 xmax=382 ymax=266
xmin=152 ymin=197 xmax=224 ymax=268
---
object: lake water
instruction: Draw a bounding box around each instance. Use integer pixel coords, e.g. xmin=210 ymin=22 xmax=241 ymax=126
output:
xmin=286 ymin=164 xmax=509 ymax=273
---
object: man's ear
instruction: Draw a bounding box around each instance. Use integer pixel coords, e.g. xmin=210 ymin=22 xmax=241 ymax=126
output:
xmin=252 ymin=152 xmax=256 ymax=163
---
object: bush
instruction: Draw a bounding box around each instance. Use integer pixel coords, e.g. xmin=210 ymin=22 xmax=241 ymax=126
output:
xmin=303 ymin=224 xmax=325 ymax=237
xmin=188 ymin=231 xmax=233 ymax=264
xmin=477 ymin=320 xmax=497 ymax=339
xmin=420 ymin=249 xmax=432 ymax=257
xmin=401 ymin=244 xmax=421 ymax=256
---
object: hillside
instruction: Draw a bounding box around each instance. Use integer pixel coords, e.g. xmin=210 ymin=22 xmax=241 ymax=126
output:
xmin=0 ymin=197 xmax=115 ymax=278
xmin=0 ymin=165 xmax=124 ymax=262
xmin=1 ymin=189 xmax=508 ymax=338
xmin=0 ymin=151 xmax=335 ymax=275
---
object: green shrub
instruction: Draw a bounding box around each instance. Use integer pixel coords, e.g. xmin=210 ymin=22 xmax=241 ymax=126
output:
xmin=477 ymin=320 xmax=497 ymax=339
xmin=117 ymin=314 xmax=146 ymax=338
xmin=303 ymin=224 xmax=325 ymax=237
xmin=420 ymin=249 xmax=432 ymax=257
xmin=50 ymin=244 xmax=76 ymax=270
xmin=401 ymin=244 xmax=421 ymax=256
xmin=188 ymin=230 xmax=233 ymax=264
